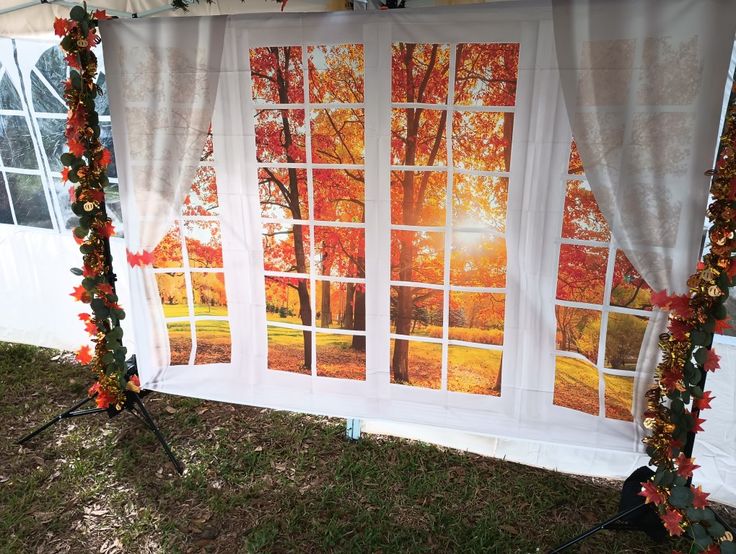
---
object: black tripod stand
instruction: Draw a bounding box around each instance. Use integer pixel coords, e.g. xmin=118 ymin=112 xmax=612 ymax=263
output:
xmin=16 ymin=227 xmax=184 ymax=475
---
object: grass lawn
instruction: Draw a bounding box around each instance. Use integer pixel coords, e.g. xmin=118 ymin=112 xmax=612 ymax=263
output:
xmin=166 ymin=320 xmax=231 ymax=365
xmin=163 ymin=304 xmax=228 ymax=318
xmin=3 ymin=342 xmax=733 ymax=553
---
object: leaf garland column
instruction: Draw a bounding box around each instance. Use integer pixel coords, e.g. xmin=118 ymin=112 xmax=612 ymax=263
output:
xmin=57 ymin=6 xmax=138 ymax=411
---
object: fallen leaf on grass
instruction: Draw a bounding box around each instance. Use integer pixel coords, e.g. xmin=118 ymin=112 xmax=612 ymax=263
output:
xmin=165 ymin=406 xmax=177 ymax=414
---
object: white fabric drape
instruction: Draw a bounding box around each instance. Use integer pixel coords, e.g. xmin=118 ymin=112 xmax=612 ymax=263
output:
xmin=100 ymin=16 xmax=226 ymax=382
xmin=552 ymin=0 xmax=736 ymax=429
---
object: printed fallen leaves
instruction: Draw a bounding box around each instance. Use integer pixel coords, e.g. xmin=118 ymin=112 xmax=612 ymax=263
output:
xmin=639 ymin=81 xmax=736 ymax=552
xmin=58 ymin=6 xmax=131 ymax=411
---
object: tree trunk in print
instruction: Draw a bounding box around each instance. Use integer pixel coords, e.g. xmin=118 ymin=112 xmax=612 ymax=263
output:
xmin=343 ymin=281 xmax=355 ymax=329
xmin=351 ymin=257 xmax=366 ymax=351
xmin=321 ymin=279 xmax=331 ymax=327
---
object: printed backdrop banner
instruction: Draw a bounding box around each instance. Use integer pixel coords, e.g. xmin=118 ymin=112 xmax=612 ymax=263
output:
xmin=99 ymin=1 xmax=736 ymax=494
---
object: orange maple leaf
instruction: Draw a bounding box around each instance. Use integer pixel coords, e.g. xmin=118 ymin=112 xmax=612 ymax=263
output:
xmin=61 ymin=167 xmax=71 ymax=183
xmin=78 ymin=312 xmax=91 ymax=321
xmin=68 ymin=138 xmax=85 ymax=157
xmin=660 ymin=509 xmax=684 ymax=536
xmin=84 ymin=321 xmax=98 ymax=335
xmin=638 ymin=481 xmax=664 ymax=505
xmin=675 ymin=454 xmax=700 ymax=478
xmin=53 ymin=18 xmax=67 ymax=37
xmin=695 ymin=391 xmax=714 ymax=410
xmin=75 ymin=345 xmax=93 ymax=365
xmin=99 ymin=148 xmax=112 ymax=168
xmin=70 ymin=285 xmax=88 ymax=302
xmin=691 ymin=485 xmax=710 ymax=509
xmin=704 ymin=349 xmax=720 ymax=372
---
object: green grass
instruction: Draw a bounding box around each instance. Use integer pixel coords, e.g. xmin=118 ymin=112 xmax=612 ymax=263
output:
xmin=2 ymin=342 xmax=732 ymax=553
xmin=163 ymin=304 xmax=228 ymax=318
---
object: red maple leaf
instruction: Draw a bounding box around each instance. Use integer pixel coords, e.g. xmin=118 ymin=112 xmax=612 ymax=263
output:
xmin=93 ymin=9 xmax=111 ymax=20
xmin=99 ymin=148 xmax=112 ymax=167
xmin=695 ymin=391 xmax=714 ymax=410
xmin=126 ymin=249 xmax=142 ymax=267
xmin=78 ymin=312 xmax=91 ymax=321
xmin=82 ymin=264 xmax=96 ymax=278
xmin=668 ymin=319 xmax=691 ymax=341
xmin=675 ymin=454 xmax=700 ymax=478
xmin=99 ymin=221 xmax=115 ymax=239
xmin=668 ymin=294 xmax=692 ymax=319
xmin=691 ymin=485 xmax=710 ymax=509
xmin=64 ymin=52 xmax=81 ymax=71
xmin=53 ymin=17 xmax=67 ymax=37
xmin=68 ymin=138 xmax=85 ymax=157
xmin=97 ymin=283 xmax=114 ymax=296
xmin=704 ymin=349 xmax=720 ymax=372
xmin=70 ymin=285 xmax=89 ymax=303
xmin=68 ymin=185 xmax=75 ymax=202
xmin=660 ymin=369 xmax=682 ymax=393
xmin=86 ymin=189 xmax=104 ymax=203
xmin=139 ymin=250 xmax=154 ymax=265
xmin=61 ymin=167 xmax=71 ymax=183
xmin=685 ymin=411 xmax=707 ymax=433
xmin=714 ymin=317 xmax=732 ymax=334
xmin=73 ymin=233 xmax=84 ymax=246
xmin=638 ymin=481 xmax=665 ymax=505
xmin=75 ymin=345 xmax=93 ymax=365
xmin=651 ymin=289 xmax=670 ymax=308
xmin=84 ymin=321 xmax=98 ymax=335
xmin=660 ymin=508 xmax=684 ymax=536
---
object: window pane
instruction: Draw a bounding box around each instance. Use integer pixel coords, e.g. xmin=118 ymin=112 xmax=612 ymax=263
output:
xmin=263 ymin=222 xmax=310 ymax=273
xmin=554 ymin=355 xmax=599 ymax=416
xmin=155 ymin=272 xmax=187 ymax=318
xmin=259 ymin=167 xmax=308 ymax=220
xmin=316 ymin=332 xmax=365 ymax=380
xmin=183 ymin=166 xmax=220 ymax=216
xmin=105 ymin=182 xmax=123 ymax=236
xmin=255 ymin=109 xmax=306 ymax=163
xmin=266 ymin=276 xmax=309 ymax=325
xmin=308 ymin=44 xmax=364 ymax=104
xmin=390 ymin=285 xmax=444 ymax=338
xmin=448 ymin=345 xmax=502 ymax=396
xmin=268 ymin=325 xmax=311 ymax=375
xmin=453 ymin=111 xmax=512 ymax=172
xmin=0 ymin=72 xmax=22 ymax=110
xmin=604 ymin=374 xmax=633 ymax=421
xmin=450 ymin=232 xmax=506 ymax=288
xmin=38 ymin=118 xmax=66 ymax=172
xmin=391 ymin=230 xmax=444 ymax=284
xmin=391 ymin=108 xmax=447 ymax=167
xmin=390 ymin=338 xmax=442 ymax=389
xmin=317 ymin=280 xmax=365 ymax=330
xmin=391 ymin=170 xmax=446 ymax=226
xmin=5 ymin=173 xmax=51 ymax=228
xmin=99 ymin=123 xmax=117 ymax=179
xmin=604 ymin=312 xmax=648 ymax=370
xmin=314 ymin=169 xmax=364 ymax=223
xmin=249 ymin=46 xmax=304 ymax=104
xmin=314 ymin=226 xmax=364 ymax=278
xmin=310 ymin=108 xmax=364 ymax=164
xmin=35 ymin=47 xmax=66 ymax=103
xmin=152 ymin=225 xmax=183 ymax=268
xmin=561 ymin=179 xmax=610 ymax=242
xmin=555 ymin=305 xmax=601 ymax=364
xmin=184 ymin=221 xmax=223 ymax=268
xmin=194 ymin=320 xmax=231 ymax=364
xmin=31 ymin=71 xmax=64 ymax=113
xmin=167 ymin=322 xmax=191 ymax=365
xmin=556 ymin=244 xmax=608 ymax=304
xmin=449 ymin=292 xmax=504 ymax=345
xmin=95 ymin=72 xmax=110 ymax=116
xmin=0 ymin=173 xmax=13 ymax=224
xmin=568 ymin=139 xmax=584 ymax=175
xmin=454 ymin=43 xmax=519 ymax=106
xmin=610 ymin=250 xmax=652 ymax=310
xmin=391 ymin=43 xmax=449 ymax=104
xmin=192 ymin=273 xmax=228 ymax=316
xmin=453 ymin=174 xmax=507 ymax=232
xmin=0 ymin=116 xmax=38 ymax=170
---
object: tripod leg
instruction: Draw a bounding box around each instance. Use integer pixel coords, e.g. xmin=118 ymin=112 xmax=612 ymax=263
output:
xmin=549 ymin=503 xmax=646 ymax=553
xmin=130 ymin=394 xmax=184 ymax=475
xmin=17 ymin=395 xmax=94 ymax=445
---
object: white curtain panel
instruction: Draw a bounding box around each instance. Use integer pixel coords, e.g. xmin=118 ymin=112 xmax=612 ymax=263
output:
xmin=553 ymin=0 xmax=736 ymax=436
xmin=99 ymin=2 xmax=736 ymax=499
xmin=100 ymin=16 xmax=227 ymax=381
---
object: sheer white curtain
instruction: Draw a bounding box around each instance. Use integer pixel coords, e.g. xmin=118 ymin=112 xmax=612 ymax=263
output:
xmin=552 ymin=0 xmax=736 ymax=428
xmin=100 ymin=16 xmax=227 ymax=384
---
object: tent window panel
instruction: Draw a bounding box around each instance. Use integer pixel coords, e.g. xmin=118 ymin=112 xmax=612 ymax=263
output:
xmin=553 ymin=355 xmax=600 ymax=416
xmin=316 ymin=332 xmax=366 ymax=381
xmin=390 ymin=338 xmax=442 ymax=389
xmin=0 ymin=115 xmax=38 ymax=170
xmin=317 ymin=280 xmax=365 ymax=330
xmin=390 ymin=285 xmax=444 ymax=338
xmin=194 ymin=320 xmax=231 ymax=365
xmin=30 ymin=71 xmax=64 ymax=113
xmin=5 ymin=173 xmax=52 ymax=229
xmin=266 ymin=277 xmax=308 ymax=325
xmin=38 ymin=118 xmax=66 ymax=172
xmin=249 ymin=46 xmax=305 ymax=104
xmin=391 ymin=43 xmax=450 ymax=105
xmin=0 ymin=173 xmax=13 ymax=223
xmin=34 ymin=47 xmax=66 ymax=102
xmin=447 ymin=345 xmax=502 ymax=396
xmin=0 ymin=72 xmax=22 ymax=110
xmin=99 ymin=123 xmax=117 ymax=179
xmin=308 ymin=44 xmax=365 ymax=104
xmin=167 ymin=322 xmax=192 ymax=366
xmin=94 ymin=72 xmax=110 ymax=116
xmin=603 ymin=374 xmax=634 ymax=421
xmin=268 ymin=325 xmax=311 ymax=375
xmin=51 ymin=177 xmax=75 ymax=229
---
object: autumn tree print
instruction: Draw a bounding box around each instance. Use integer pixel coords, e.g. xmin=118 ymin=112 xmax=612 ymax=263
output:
xmin=253 ymin=44 xmax=367 ymax=379
xmin=389 ymin=42 xmax=518 ymax=394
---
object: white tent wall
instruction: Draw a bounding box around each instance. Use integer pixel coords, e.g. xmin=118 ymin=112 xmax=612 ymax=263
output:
xmin=0 ymin=0 xmax=735 ymax=508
